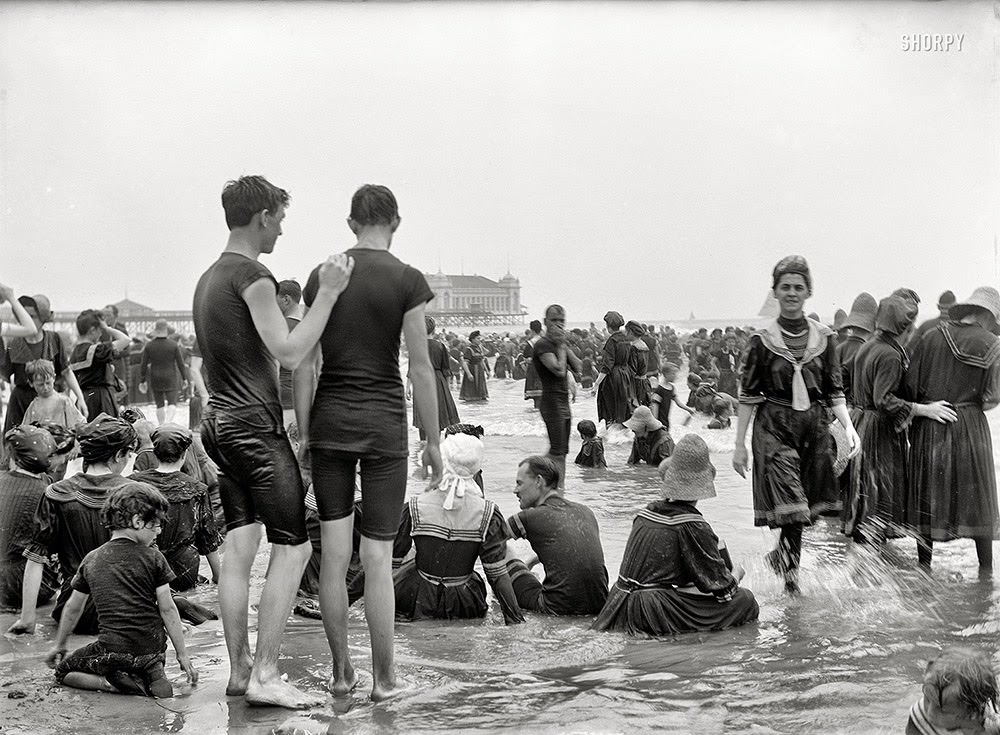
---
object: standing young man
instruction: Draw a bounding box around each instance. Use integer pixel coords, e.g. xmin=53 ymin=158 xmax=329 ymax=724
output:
xmin=193 ymin=175 xmax=353 ymax=709
xmin=533 ymin=304 xmax=582 ymax=488
xmin=296 ymin=184 xmax=442 ymax=702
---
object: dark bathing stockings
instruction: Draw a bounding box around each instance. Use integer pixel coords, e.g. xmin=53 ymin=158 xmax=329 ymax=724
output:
xmin=918 ymin=537 xmax=993 ymax=570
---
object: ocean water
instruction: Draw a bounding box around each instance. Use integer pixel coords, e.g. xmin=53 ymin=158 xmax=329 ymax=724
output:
xmin=3 ymin=376 xmax=1000 ymax=734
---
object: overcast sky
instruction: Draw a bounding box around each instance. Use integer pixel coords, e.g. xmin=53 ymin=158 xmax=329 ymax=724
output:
xmin=1 ymin=1 xmax=996 ymax=324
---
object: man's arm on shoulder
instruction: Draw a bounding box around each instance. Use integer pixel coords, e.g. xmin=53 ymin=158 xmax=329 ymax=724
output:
xmin=243 ymin=254 xmax=352 ymax=370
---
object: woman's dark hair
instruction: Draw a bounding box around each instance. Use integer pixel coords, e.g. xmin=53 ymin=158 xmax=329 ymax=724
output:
xmin=75 ymin=310 xmax=103 ymax=337
xmin=101 ymin=482 xmax=169 ymax=531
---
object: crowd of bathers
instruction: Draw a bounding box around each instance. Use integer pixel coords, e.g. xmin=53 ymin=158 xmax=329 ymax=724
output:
xmin=3 ymin=188 xmax=1000 ymax=729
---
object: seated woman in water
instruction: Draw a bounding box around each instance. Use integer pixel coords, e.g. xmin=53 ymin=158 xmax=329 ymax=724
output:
xmin=625 ymin=406 xmax=674 ymax=465
xmin=592 ymin=434 xmax=759 ymax=636
xmin=907 ymin=646 xmax=1000 ymax=735
xmin=392 ymin=432 xmax=524 ymax=624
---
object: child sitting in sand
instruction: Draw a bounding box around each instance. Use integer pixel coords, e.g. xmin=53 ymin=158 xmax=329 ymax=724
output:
xmin=574 ymin=419 xmax=607 ymax=468
xmin=45 ymin=482 xmax=198 ymax=698
xmin=22 ymin=359 xmax=85 ymax=430
xmin=907 ymin=646 xmax=1000 ymax=735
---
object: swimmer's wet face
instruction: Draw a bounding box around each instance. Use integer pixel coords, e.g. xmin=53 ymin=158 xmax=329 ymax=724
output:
xmin=31 ymin=372 xmax=55 ymax=398
xmin=544 ymin=305 xmax=566 ymax=342
xmin=135 ymin=516 xmax=162 ymax=547
xmin=514 ymin=463 xmax=544 ymax=510
xmin=774 ymin=274 xmax=810 ymax=319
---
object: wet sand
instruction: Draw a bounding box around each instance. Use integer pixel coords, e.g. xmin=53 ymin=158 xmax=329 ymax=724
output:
xmin=3 ymin=380 xmax=998 ymax=734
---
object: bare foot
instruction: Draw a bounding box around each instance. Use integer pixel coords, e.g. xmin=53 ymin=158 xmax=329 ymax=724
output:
xmin=225 ymin=655 xmax=254 ymax=696
xmin=245 ymin=677 xmax=323 ymax=709
xmin=328 ymin=667 xmax=358 ymax=697
xmin=370 ymin=680 xmax=411 ymax=703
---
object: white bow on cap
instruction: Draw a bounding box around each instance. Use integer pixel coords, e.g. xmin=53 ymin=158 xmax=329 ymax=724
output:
xmin=438 ymin=434 xmax=485 ymax=510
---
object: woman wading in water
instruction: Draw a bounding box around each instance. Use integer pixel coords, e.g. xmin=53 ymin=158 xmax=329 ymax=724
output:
xmin=732 ymin=255 xmax=860 ymax=593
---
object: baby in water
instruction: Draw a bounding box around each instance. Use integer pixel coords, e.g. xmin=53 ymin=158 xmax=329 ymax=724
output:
xmin=908 ymin=646 xmax=999 ymax=735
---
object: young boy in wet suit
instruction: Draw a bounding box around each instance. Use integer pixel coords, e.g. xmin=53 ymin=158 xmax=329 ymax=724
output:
xmin=46 ymin=483 xmax=198 ymax=698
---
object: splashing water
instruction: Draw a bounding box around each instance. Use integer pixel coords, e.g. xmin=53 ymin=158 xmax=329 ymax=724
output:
xmin=4 ymin=376 xmax=1000 ymax=734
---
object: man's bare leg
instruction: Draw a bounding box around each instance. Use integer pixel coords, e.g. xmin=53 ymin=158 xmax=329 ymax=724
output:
xmin=318 ymin=516 xmax=357 ymax=696
xmin=359 ymin=537 xmax=398 ymax=702
xmin=245 ymin=540 xmax=320 ymax=708
xmin=219 ymin=523 xmax=262 ymax=696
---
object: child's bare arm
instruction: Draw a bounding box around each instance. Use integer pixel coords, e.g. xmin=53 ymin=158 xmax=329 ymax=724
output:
xmin=671 ymin=391 xmax=694 ymax=413
xmin=46 ymin=590 xmax=88 ymax=668
xmin=156 ymin=585 xmax=198 ymax=684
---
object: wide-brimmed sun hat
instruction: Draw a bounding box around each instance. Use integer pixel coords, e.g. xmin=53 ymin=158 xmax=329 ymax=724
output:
xmin=657 ymin=434 xmax=716 ymax=501
xmin=18 ymin=294 xmax=52 ymax=324
xmin=833 ymin=308 xmax=848 ymax=331
xmin=842 ymin=292 xmax=878 ymax=333
xmin=151 ymin=319 xmax=170 ymax=338
xmin=949 ymin=286 xmax=1000 ymax=324
xmin=625 ymin=405 xmax=663 ymax=434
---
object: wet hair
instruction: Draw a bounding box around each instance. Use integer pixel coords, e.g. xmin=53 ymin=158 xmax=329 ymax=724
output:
xmin=78 ymin=415 xmax=138 ymax=466
xmin=922 ymin=646 xmax=998 ymax=719
xmin=221 ymin=175 xmax=290 ymax=230
xmin=101 ymin=482 xmax=169 ymax=531
xmin=26 ymin=358 xmax=56 ymax=381
xmin=151 ymin=427 xmax=193 ymax=464
xmin=349 ymin=184 xmax=398 ymax=226
xmin=29 ymin=421 xmax=76 ymax=457
xmin=277 ymin=279 xmax=302 ymax=303
xmin=75 ymin=310 xmax=103 ymax=337
xmin=519 ymin=455 xmax=560 ymax=489
xmin=577 ymin=420 xmax=597 ymax=439
xmin=529 ymin=320 xmax=542 ymax=335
